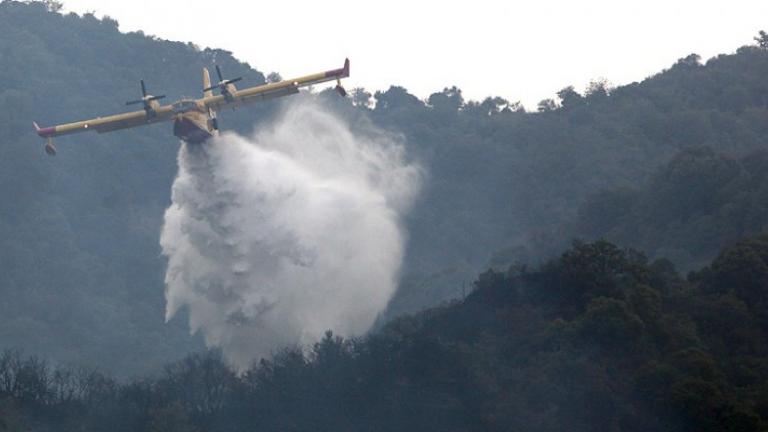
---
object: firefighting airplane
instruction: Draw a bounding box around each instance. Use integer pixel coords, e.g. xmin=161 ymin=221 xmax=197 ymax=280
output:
xmin=33 ymin=59 xmax=350 ymax=155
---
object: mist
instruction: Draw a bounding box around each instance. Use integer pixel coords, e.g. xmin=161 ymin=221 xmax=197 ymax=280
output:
xmin=159 ymin=102 xmax=420 ymax=369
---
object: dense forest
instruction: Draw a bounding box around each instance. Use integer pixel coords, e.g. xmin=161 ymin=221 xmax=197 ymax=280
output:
xmin=335 ymin=38 xmax=768 ymax=318
xmin=3 ymin=235 xmax=768 ymax=431
xmin=491 ymin=146 xmax=768 ymax=273
xmin=1 ymin=3 xmax=768 ymax=429
xmin=0 ymin=0 xmax=277 ymax=376
xmin=564 ymin=146 xmax=768 ymax=270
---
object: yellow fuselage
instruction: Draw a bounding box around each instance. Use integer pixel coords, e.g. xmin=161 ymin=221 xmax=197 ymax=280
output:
xmin=170 ymin=100 xmax=214 ymax=143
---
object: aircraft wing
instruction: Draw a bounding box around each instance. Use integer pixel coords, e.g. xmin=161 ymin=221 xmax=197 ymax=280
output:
xmin=202 ymin=58 xmax=350 ymax=111
xmin=34 ymin=105 xmax=175 ymax=140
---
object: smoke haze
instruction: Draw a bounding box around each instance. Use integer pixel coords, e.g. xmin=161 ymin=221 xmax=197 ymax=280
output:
xmin=159 ymin=103 xmax=420 ymax=369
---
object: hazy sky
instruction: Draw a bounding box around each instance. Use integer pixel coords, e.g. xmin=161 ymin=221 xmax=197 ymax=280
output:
xmin=61 ymin=0 xmax=768 ymax=108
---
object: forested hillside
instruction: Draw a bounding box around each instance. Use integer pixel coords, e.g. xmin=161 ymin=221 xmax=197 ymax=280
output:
xmin=3 ymin=236 xmax=768 ymax=431
xmin=560 ymin=147 xmax=768 ymax=270
xmin=2 ymin=0 xmax=768 ymax=377
xmin=0 ymin=0 xmax=277 ymax=376
xmin=363 ymin=43 xmax=768 ymax=315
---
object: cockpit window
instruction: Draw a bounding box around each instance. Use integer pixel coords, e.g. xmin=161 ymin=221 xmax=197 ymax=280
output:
xmin=172 ymin=100 xmax=198 ymax=114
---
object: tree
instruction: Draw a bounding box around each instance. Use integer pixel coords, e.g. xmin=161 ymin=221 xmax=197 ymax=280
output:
xmin=674 ymin=53 xmax=701 ymax=68
xmin=427 ymin=86 xmax=464 ymax=112
xmin=373 ymin=86 xmax=423 ymax=111
xmin=158 ymin=351 xmax=236 ymax=422
xmin=585 ymin=78 xmax=611 ymax=100
xmin=557 ymin=86 xmax=584 ymax=109
xmin=537 ymin=98 xmax=557 ymax=112
xmin=577 ymin=297 xmax=644 ymax=347
xmin=479 ymin=96 xmax=511 ymax=115
xmin=40 ymin=0 xmax=63 ymax=12
xmin=266 ymin=72 xmax=282 ymax=83
xmin=755 ymin=30 xmax=768 ymax=49
xmin=505 ymin=100 xmax=525 ymax=113
xmin=463 ymin=96 xmax=517 ymax=116
xmin=350 ymin=87 xmax=372 ymax=108
xmin=705 ymin=234 xmax=768 ymax=305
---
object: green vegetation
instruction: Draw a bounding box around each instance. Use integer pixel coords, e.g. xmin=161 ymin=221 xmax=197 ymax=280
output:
xmin=0 ymin=0 xmax=277 ymax=377
xmin=561 ymin=147 xmax=768 ymax=270
xmin=1 ymin=8 xmax=768 ymax=429
xmin=326 ymin=38 xmax=768 ymax=316
xmin=3 ymin=236 xmax=768 ymax=431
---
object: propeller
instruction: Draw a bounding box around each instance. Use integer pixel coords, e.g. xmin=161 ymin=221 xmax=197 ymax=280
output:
xmin=126 ymin=80 xmax=166 ymax=116
xmin=203 ymin=65 xmax=242 ymax=93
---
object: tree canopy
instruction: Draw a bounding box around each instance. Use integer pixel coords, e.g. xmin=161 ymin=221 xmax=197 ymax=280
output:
xmin=2 ymin=1 xmax=768 ymax=386
xmin=3 ymin=236 xmax=768 ymax=431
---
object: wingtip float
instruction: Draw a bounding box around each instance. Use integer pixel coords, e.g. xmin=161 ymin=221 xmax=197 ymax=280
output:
xmin=34 ymin=58 xmax=351 ymax=156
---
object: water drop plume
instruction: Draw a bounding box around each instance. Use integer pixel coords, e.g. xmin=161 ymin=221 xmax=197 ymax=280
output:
xmin=160 ymin=102 xmax=420 ymax=369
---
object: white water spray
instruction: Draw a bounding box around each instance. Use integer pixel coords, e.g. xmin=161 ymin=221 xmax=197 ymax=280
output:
xmin=160 ymin=103 xmax=420 ymax=369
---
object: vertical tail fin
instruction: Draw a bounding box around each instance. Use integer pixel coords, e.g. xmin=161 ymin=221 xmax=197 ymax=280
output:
xmin=203 ymin=68 xmax=213 ymax=99
xmin=203 ymin=68 xmax=219 ymax=132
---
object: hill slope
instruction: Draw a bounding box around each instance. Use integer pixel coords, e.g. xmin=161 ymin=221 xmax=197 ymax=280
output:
xmin=3 ymin=236 xmax=768 ymax=431
xmin=2 ymin=0 xmax=768 ymax=374
xmin=0 ymin=0 xmax=276 ymax=376
xmin=362 ymin=44 xmax=768 ymax=315
xmin=565 ymin=147 xmax=768 ymax=270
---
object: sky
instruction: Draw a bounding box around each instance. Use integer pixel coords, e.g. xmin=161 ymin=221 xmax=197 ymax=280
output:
xmin=60 ymin=0 xmax=768 ymax=109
